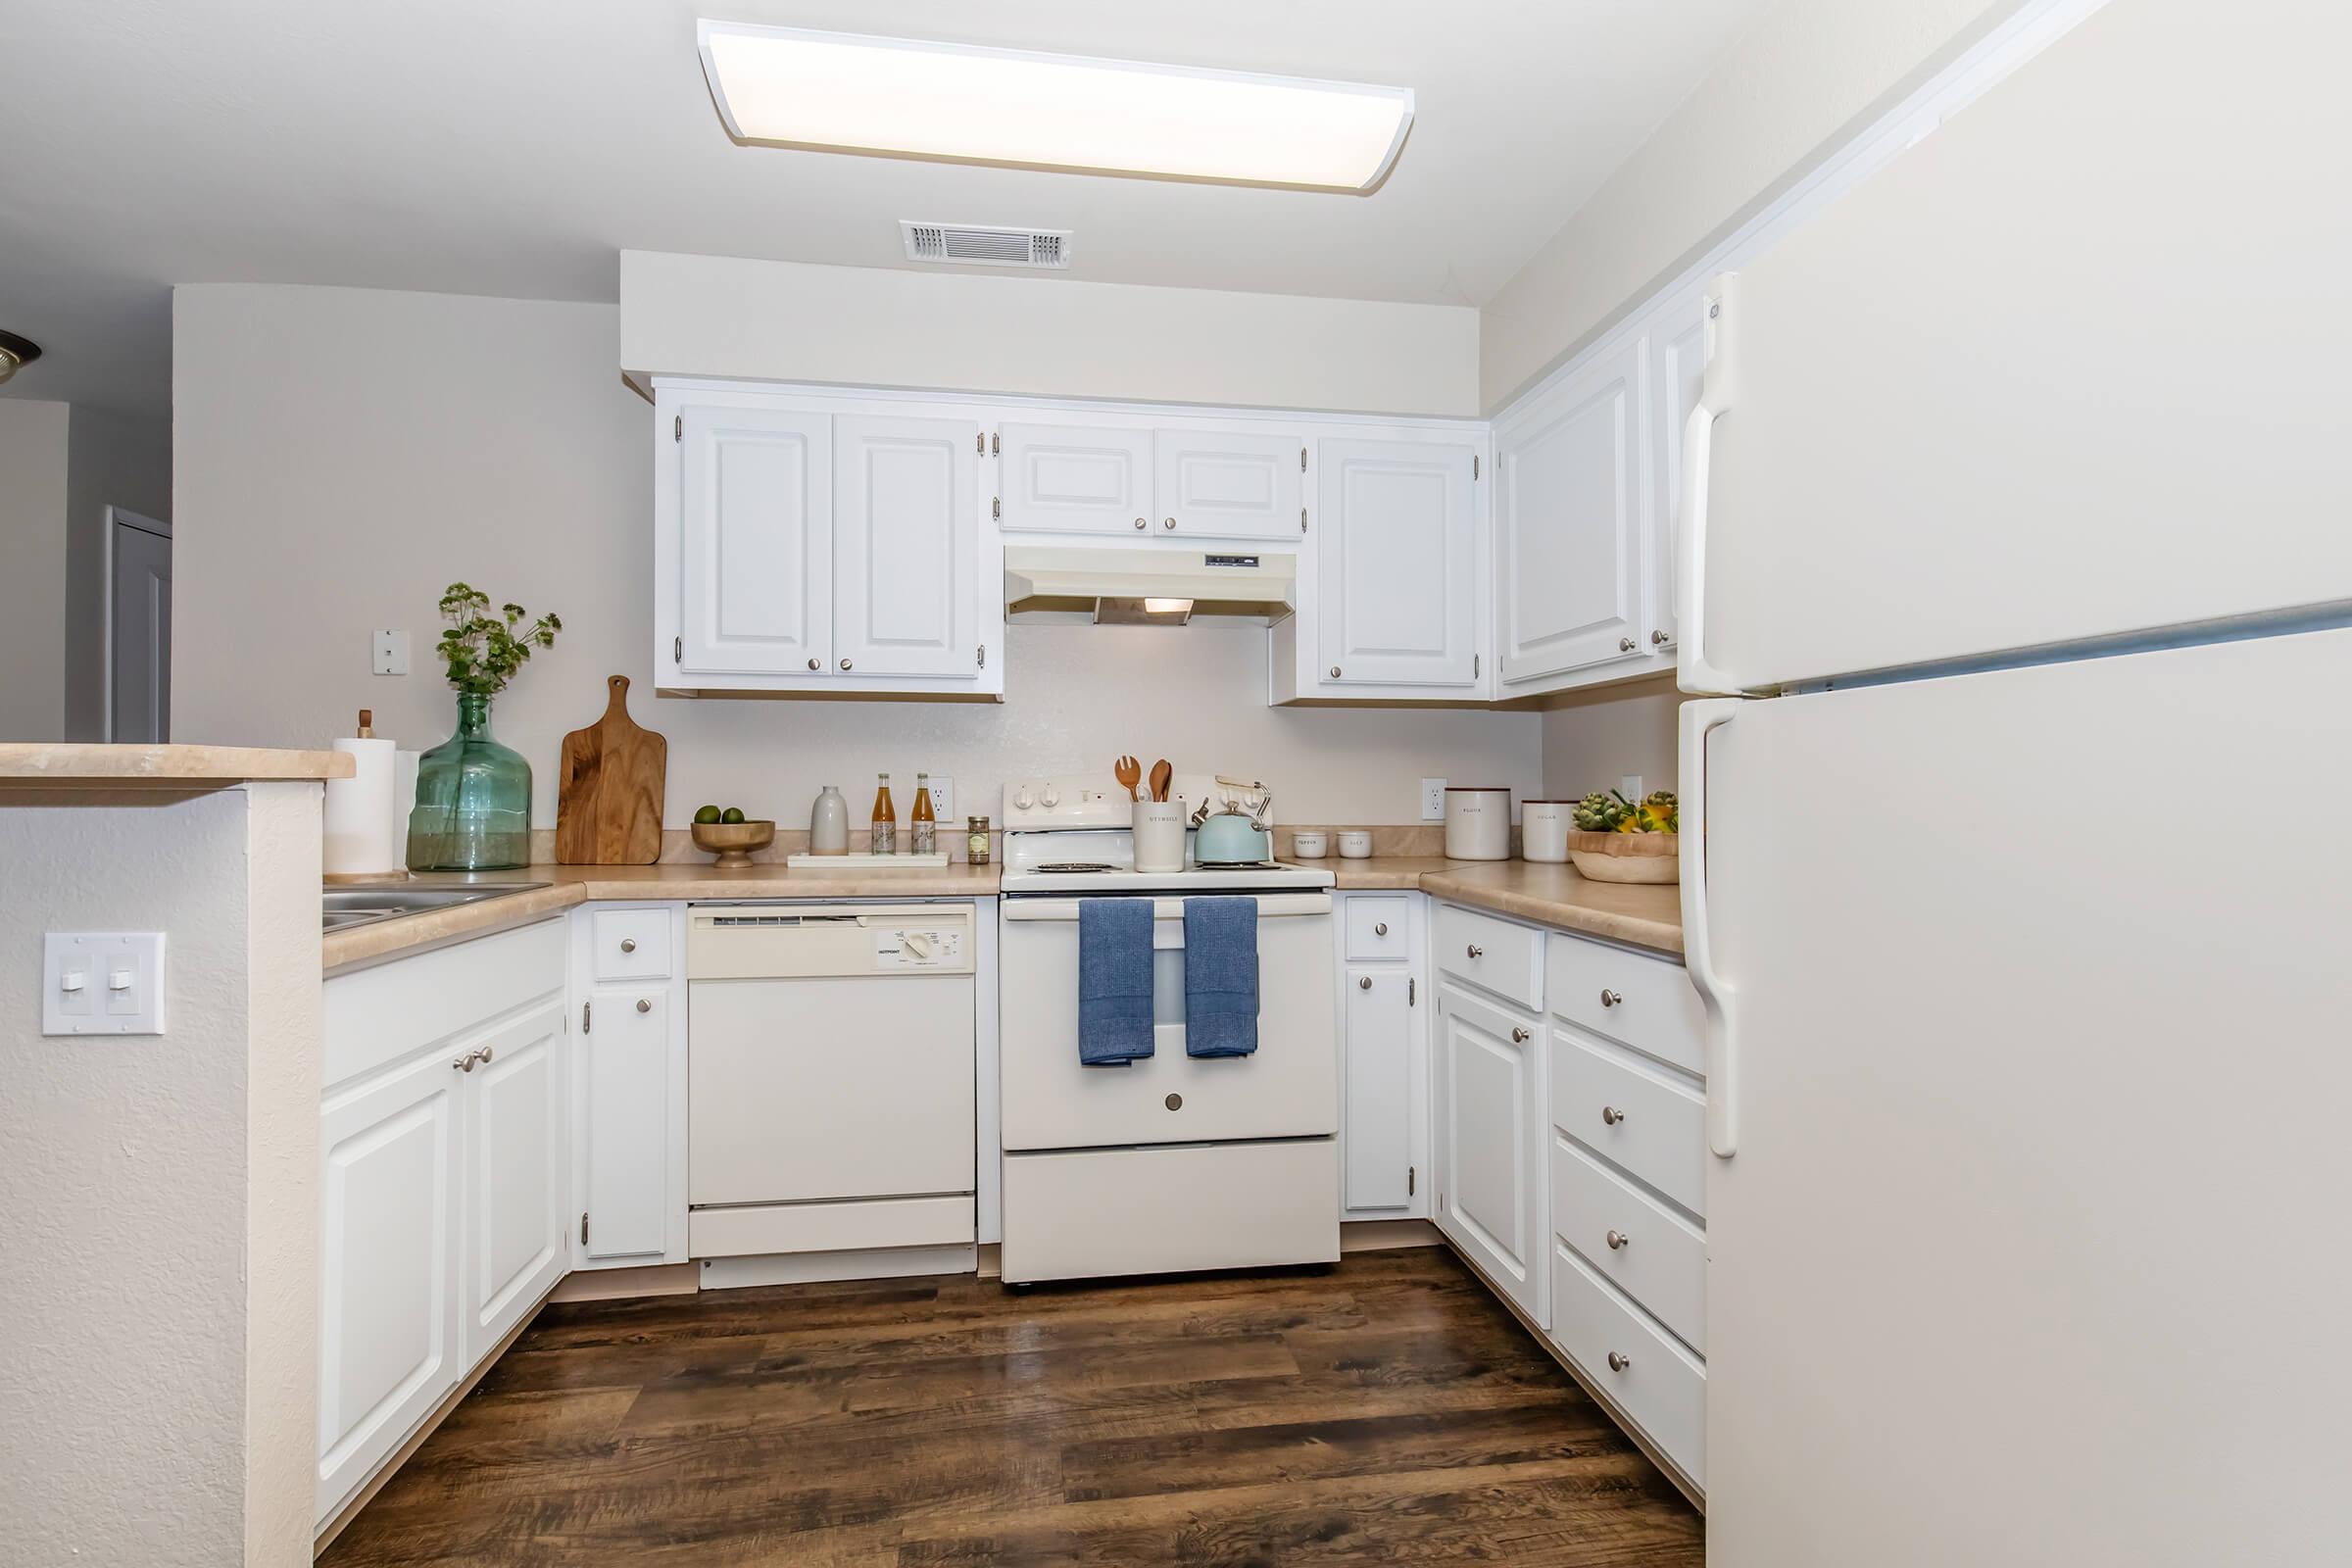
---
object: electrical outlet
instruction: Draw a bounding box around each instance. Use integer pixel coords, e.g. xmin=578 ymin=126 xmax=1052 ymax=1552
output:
xmin=1420 ymin=778 xmax=1446 ymax=821
xmin=372 ymin=629 xmax=411 ymax=676
xmin=925 ymin=776 xmax=953 ymax=820
xmin=1620 ymin=774 xmax=1645 ymax=803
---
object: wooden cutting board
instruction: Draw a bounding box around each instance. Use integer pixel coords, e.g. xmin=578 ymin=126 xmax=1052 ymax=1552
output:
xmin=554 ymin=674 xmax=666 ymax=864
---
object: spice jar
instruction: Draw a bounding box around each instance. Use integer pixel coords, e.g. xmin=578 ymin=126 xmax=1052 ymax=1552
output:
xmin=966 ymin=815 xmax=991 ymax=864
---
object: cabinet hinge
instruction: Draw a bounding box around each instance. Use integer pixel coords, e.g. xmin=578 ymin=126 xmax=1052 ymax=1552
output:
xmin=1473 ymin=454 xmax=1480 ymax=479
xmin=1409 ymin=1165 xmax=1416 ymax=1197
xmin=1299 ymin=507 xmax=1307 ymax=534
xmin=976 ymin=431 xmax=984 ymax=454
xmin=1299 ymin=446 xmax=1307 ymax=472
xmin=991 ymin=431 xmax=1000 ymax=457
xmin=1473 ymin=654 xmax=1481 ymax=679
xmin=977 ymin=644 xmax=986 ymax=668
xmin=672 ymin=636 xmax=682 ymax=665
xmin=673 ymin=415 xmax=682 ymax=443
xmin=992 ymin=496 xmax=1002 ymax=521
xmin=1408 ymin=977 xmax=1416 ymax=1005
xmin=581 ymin=1001 xmax=591 ymax=1034
xmin=580 ymin=1212 xmax=589 ymax=1246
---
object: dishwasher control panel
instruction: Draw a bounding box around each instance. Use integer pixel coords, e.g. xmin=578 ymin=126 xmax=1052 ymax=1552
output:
xmin=874 ymin=925 xmax=964 ymax=969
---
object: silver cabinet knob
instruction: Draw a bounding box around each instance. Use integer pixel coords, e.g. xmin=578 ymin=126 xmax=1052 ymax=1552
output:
xmin=636 ymin=999 xmax=652 ymax=1013
xmin=1619 ymin=636 xmax=1638 ymax=653
xmin=1650 ymin=629 xmax=1671 ymax=646
xmin=452 ymin=1054 xmax=472 ymax=1072
xmin=619 ymin=938 xmax=637 ymax=954
xmin=1330 ymin=665 xmax=1343 ymax=678
xmin=1607 ymin=1350 xmax=1632 ymax=1372
xmin=1510 ymin=1026 xmax=1531 ymax=1044
xmin=1466 ymin=944 xmax=1483 ymax=958
xmin=807 ymin=658 xmax=820 ymax=670
xmin=1606 ymin=1229 xmax=1631 ymax=1250
xmin=839 ymin=658 xmax=853 ymax=670
xmin=1162 ymin=516 xmax=1176 ymax=529
xmin=1601 ymin=1104 xmax=1626 ymax=1126
xmin=1133 ymin=517 xmax=1148 ymax=530
xmin=1599 ymin=988 xmax=1621 ymax=1007
xmin=477 ymin=1046 xmax=493 ymax=1064
xmin=1359 ymin=976 xmax=1373 ymax=990
xmin=1373 ymin=922 xmax=1389 ymax=937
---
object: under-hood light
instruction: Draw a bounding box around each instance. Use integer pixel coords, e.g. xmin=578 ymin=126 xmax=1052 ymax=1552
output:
xmin=697 ymin=22 xmax=1414 ymax=193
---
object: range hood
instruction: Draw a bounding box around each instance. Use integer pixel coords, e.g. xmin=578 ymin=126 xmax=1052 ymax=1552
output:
xmin=1004 ymin=545 xmax=1298 ymax=626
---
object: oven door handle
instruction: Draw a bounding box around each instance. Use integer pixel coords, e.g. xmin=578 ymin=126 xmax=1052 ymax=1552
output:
xmin=1001 ymin=894 xmax=1333 ymax=921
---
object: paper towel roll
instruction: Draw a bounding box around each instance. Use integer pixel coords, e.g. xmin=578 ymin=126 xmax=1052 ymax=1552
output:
xmin=324 ymin=736 xmax=400 ymax=876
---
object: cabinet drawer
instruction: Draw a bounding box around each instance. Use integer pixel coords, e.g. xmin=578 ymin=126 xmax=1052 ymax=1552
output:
xmin=1551 ymin=1243 xmax=1705 ymax=1489
xmin=1435 ymin=904 xmax=1544 ymax=1011
xmin=1550 ymin=1034 xmax=1706 ymax=1217
xmin=590 ymin=908 xmax=670 ymax=981
xmin=1343 ymin=896 xmax=1412 ymax=961
xmin=1552 ymin=1133 xmax=1704 ymax=1351
xmin=1548 ymin=936 xmax=1705 ymax=1076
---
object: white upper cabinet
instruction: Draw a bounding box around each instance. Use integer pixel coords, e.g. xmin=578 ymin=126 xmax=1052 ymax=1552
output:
xmin=1495 ymin=337 xmax=1646 ymax=686
xmin=1314 ymin=437 xmax=1480 ymax=689
xmin=998 ymin=421 xmax=1153 ymax=535
xmin=1647 ymin=290 xmax=1708 ymax=655
xmin=832 ymin=414 xmax=982 ymax=679
xmin=1152 ymin=428 xmax=1304 ymax=541
xmin=675 ymin=404 xmax=832 ymax=677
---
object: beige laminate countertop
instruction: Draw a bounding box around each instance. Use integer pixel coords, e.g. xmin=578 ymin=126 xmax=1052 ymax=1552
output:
xmin=323 ymin=855 xmax=1681 ymax=971
xmin=0 ymin=742 xmax=354 ymax=789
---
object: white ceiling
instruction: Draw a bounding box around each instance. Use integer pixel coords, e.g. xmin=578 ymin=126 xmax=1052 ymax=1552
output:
xmin=0 ymin=0 xmax=1768 ymax=417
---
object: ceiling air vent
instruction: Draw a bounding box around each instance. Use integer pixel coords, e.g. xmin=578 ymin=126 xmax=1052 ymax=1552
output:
xmin=902 ymin=220 xmax=1072 ymax=270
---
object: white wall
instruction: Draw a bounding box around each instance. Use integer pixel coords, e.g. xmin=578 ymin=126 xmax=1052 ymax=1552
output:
xmin=0 ymin=399 xmax=72 ymax=739
xmin=0 ymin=785 xmax=317 ymax=1568
xmin=65 ymin=406 xmax=172 ymax=740
xmin=622 ymin=251 xmax=1482 ymax=417
xmin=175 ymin=283 xmax=1540 ymax=830
xmin=1541 ymin=679 xmax=1686 ymax=804
xmin=1480 ymin=0 xmax=2027 ymax=410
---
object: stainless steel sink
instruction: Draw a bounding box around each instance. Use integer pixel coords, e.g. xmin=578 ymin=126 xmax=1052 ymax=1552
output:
xmin=321 ymin=882 xmax=550 ymax=934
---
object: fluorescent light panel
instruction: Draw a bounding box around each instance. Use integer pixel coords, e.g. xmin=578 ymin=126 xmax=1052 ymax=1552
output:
xmin=698 ymin=22 xmax=1413 ymax=193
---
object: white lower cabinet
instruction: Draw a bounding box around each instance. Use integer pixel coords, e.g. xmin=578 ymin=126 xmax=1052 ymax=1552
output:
xmin=318 ymin=920 xmax=568 ymax=1527
xmin=1433 ymin=978 xmax=1545 ymax=1318
xmin=571 ymin=905 xmax=689 ymax=1268
xmin=1337 ymin=892 xmax=1427 ymax=1220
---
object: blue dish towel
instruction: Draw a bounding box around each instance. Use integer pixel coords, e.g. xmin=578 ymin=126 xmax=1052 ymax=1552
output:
xmin=1183 ymin=898 xmax=1260 ymax=1058
xmin=1078 ymin=898 xmax=1156 ymax=1066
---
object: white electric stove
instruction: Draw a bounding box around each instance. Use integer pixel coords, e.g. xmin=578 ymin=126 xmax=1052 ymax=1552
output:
xmin=997 ymin=773 xmax=1334 ymax=894
xmin=995 ymin=773 xmax=1341 ymax=1285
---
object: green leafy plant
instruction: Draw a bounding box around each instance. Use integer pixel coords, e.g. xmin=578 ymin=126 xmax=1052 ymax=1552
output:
xmin=433 ymin=583 xmax=562 ymax=696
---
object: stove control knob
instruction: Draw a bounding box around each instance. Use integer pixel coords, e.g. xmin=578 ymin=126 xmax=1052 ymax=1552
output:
xmin=1014 ymin=786 xmax=1035 ymax=811
xmin=1041 ymin=784 xmax=1061 ymax=808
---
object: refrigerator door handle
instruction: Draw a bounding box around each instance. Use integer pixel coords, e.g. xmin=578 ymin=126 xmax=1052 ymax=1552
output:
xmin=1681 ymin=697 xmax=1742 ymax=1157
xmin=1678 ymin=272 xmax=1744 ymax=698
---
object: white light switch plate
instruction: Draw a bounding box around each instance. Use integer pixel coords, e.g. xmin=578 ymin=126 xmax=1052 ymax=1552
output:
xmin=371 ymin=628 xmax=411 ymax=676
xmin=1420 ymin=778 xmax=1446 ymax=821
xmin=43 ymin=932 xmax=167 ymax=1036
xmin=925 ymin=776 xmax=953 ymax=821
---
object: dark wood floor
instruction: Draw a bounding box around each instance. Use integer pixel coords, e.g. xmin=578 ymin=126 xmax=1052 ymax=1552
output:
xmin=323 ymin=1247 xmax=1702 ymax=1566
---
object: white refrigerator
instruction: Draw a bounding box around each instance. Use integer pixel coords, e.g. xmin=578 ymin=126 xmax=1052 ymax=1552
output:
xmin=1676 ymin=0 xmax=2352 ymax=1562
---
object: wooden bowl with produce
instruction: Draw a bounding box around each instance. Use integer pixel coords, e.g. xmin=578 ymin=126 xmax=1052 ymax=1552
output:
xmin=690 ymin=805 xmax=774 ymax=868
xmin=1567 ymin=791 xmax=1680 ymax=884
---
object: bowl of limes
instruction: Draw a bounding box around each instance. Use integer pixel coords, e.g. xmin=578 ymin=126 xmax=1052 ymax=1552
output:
xmin=689 ymin=804 xmax=774 ymax=868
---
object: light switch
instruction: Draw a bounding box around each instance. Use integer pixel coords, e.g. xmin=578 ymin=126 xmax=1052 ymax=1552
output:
xmin=925 ymin=776 xmax=953 ymax=821
xmin=371 ymin=629 xmax=411 ymax=676
xmin=1420 ymin=778 xmax=1446 ymax=822
xmin=43 ymin=933 xmax=166 ymax=1036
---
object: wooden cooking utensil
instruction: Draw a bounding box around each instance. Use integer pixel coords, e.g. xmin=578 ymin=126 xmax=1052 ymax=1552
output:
xmin=554 ymin=674 xmax=667 ymax=864
xmin=1114 ymin=756 xmax=1142 ymax=802
xmin=1148 ymin=759 xmax=1173 ymax=803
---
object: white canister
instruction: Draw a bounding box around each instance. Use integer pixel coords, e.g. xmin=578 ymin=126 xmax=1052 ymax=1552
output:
xmin=1133 ymin=799 xmax=1188 ymax=874
xmin=1444 ymin=787 xmax=1512 ymax=860
xmin=1521 ymin=801 xmax=1571 ymax=863
xmin=1338 ymin=830 xmax=1373 ymax=859
xmin=1291 ymin=830 xmax=1329 ymax=859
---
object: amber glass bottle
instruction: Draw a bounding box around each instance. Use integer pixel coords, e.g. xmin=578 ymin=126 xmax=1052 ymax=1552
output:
xmin=910 ymin=771 xmax=936 ymax=857
xmin=870 ymin=772 xmax=897 ymax=856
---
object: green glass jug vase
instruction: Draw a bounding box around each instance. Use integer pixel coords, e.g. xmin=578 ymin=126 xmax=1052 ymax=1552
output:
xmin=406 ymin=692 xmax=532 ymax=871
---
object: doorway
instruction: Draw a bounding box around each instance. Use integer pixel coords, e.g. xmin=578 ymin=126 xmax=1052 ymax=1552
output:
xmin=105 ymin=506 xmax=172 ymax=743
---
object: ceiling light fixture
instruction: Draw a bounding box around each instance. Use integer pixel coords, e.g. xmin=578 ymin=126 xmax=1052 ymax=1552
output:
xmin=0 ymin=330 xmax=42 ymax=386
xmin=697 ymin=22 xmax=1414 ymax=194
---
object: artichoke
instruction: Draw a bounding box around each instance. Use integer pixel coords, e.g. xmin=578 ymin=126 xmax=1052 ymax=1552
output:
xmin=1571 ymin=791 xmax=1630 ymax=832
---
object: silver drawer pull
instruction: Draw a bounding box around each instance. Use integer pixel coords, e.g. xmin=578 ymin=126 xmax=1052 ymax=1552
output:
xmin=1599 ymin=988 xmax=1621 ymax=1007
xmin=620 ymin=938 xmax=637 ymax=954
xmin=1606 ymin=1229 xmax=1631 ymax=1250
xmin=1373 ymin=922 xmax=1389 ymax=937
xmin=452 ymin=1053 xmax=473 ymax=1072
xmin=1359 ymin=976 xmax=1373 ymax=991
xmin=1607 ymin=1350 xmax=1632 ymax=1373
xmin=1601 ymin=1104 xmax=1626 ymax=1126
xmin=1510 ymin=1026 xmax=1531 ymax=1044
xmin=636 ymin=999 xmax=652 ymax=1013
xmin=1466 ymin=944 xmax=1483 ymax=958
xmin=1133 ymin=517 xmax=1148 ymax=530
xmin=477 ymin=1046 xmax=493 ymax=1064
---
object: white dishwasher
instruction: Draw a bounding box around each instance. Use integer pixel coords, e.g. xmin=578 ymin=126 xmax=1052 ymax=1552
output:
xmin=687 ymin=904 xmax=976 ymax=1261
